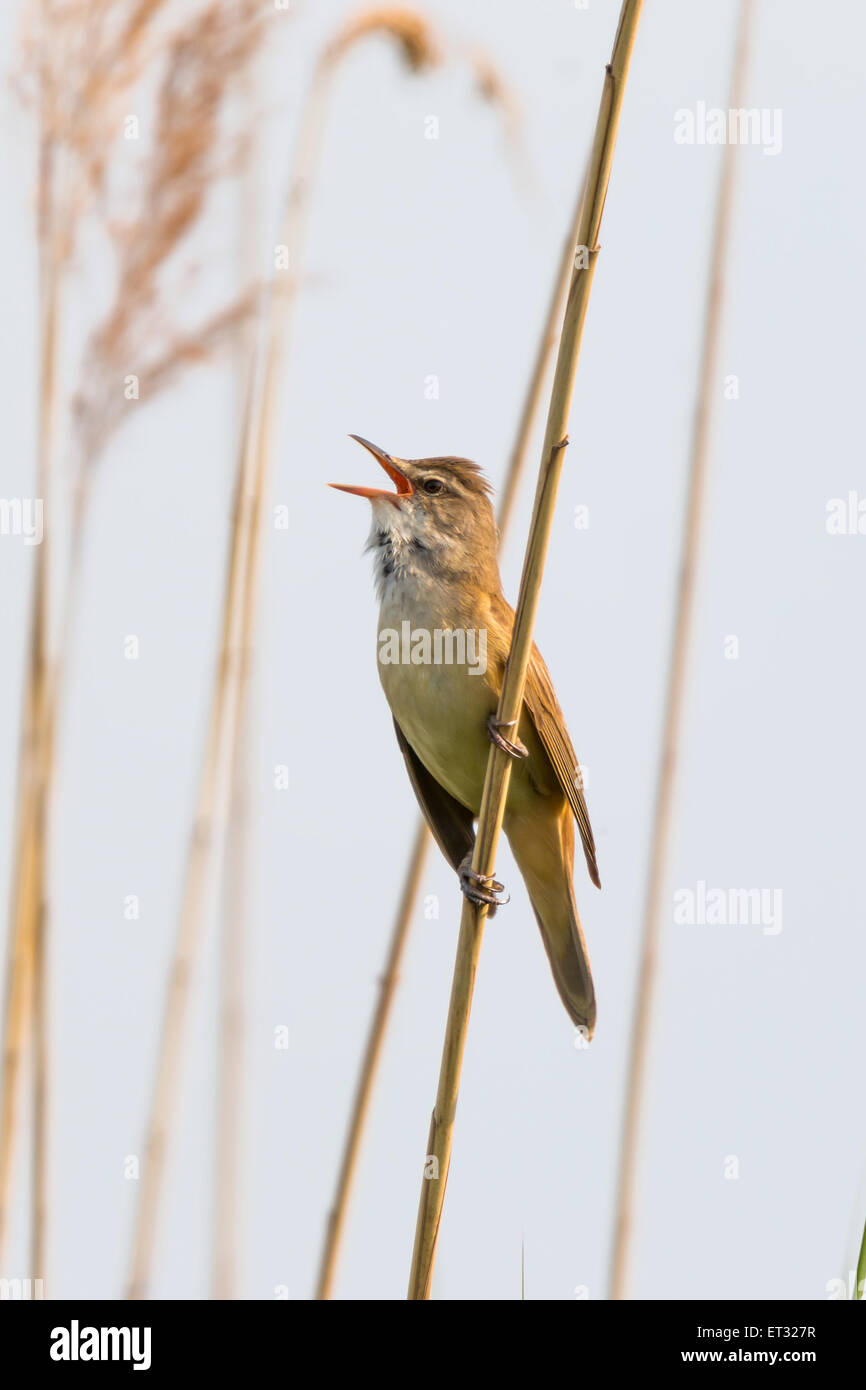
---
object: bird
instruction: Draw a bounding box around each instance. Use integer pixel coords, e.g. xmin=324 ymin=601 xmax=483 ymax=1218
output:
xmin=331 ymin=434 xmax=601 ymax=1035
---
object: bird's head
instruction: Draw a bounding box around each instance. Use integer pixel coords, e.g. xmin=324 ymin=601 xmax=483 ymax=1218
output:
xmin=330 ymin=435 xmax=500 ymax=592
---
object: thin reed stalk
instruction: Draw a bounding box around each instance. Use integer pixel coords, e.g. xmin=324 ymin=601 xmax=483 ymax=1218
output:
xmin=2 ymin=381 xmax=60 ymax=1283
xmin=315 ymin=820 xmax=431 ymax=1300
xmin=314 ymin=168 xmax=589 ymax=1300
xmin=0 ymin=0 xmax=64 ymax=1276
xmin=208 ymin=324 xmax=269 ymax=1305
xmin=408 ymin=0 xmax=644 ymax=1300
xmin=211 ymin=64 xmax=262 ymax=1303
xmin=126 ymin=400 xmax=254 ymax=1300
xmin=0 ymin=797 xmax=35 ymax=1263
xmin=28 ymin=26 xmax=67 ymax=1276
xmin=211 ymin=709 xmax=250 ymax=1300
xmin=857 ymin=1218 xmax=866 ymax=1300
xmin=606 ymin=0 xmax=754 ymax=1301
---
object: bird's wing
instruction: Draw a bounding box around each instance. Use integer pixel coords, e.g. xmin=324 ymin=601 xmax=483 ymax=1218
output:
xmin=522 ymin=647 xmax=601 ymax=890
xmin=392 ymin=718 xmax=475 ymax=873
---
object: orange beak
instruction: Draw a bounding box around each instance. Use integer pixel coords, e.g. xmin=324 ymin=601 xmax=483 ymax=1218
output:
xmin=329 ymin=435 xmax=413 ymax=505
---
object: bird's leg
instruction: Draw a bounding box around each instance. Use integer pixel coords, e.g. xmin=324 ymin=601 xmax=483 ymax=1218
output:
xmin=486 ymin=713 xmax=528 ymax=760
xmin=458 ymin=851 xmax=509 ymax=911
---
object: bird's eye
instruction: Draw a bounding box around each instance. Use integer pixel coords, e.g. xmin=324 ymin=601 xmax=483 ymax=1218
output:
xmin=422 ymin=477 xmax=444 ymax=495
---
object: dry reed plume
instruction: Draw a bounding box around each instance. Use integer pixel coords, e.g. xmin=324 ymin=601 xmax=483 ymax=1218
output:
xmin=0 ymin=0 xmax=262 ymax=1284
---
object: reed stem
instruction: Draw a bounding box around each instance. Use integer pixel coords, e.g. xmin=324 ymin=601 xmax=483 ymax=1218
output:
xmin=315 ymin=821 xmax=430 ymax=1299
xmin=0 ymin=9 xmax=62 ymax=1269
xmin=29 ymin=124 xmax=63 ymax=1286
xmin=126 ymin=398 xmax=253 ymax=1301
xmin=211 ymin=65 xmax=262 ymax=1303
xmin=407 ymin=0 xmax=643 ymax=1299
xmin=606 ymin=0 xmax=754 ymax=1301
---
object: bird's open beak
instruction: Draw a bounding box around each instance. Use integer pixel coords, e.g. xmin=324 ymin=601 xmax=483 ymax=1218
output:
xmin=329 ymin=435 xmax=414 ymax=504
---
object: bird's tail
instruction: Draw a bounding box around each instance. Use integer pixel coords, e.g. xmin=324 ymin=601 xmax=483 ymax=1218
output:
xmin=506 ymin=807 xmax=596 ymax=1037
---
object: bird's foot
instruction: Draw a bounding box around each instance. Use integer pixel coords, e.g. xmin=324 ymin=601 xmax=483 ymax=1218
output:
xmin=486 ymin=713 xmax=528 ymax=760
xmin=458 ymin=852 xmax=509 ymax=910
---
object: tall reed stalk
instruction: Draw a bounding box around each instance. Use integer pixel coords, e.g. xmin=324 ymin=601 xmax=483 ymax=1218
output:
xmin=607 ymin=0 xmax=754 ymax=1301
xmin=315 ymin=168 xmax=589 ymax=1300
xmin=211 ymin=61 xmax=262 ymax=1303
xmin=408 ymin=0 xmax=644 ymax=1299
xmin=125 ymin=350 xmax=257 ymax=1301
xmin=0 ymin=0 xmax=70 ymax=1277
xmin=27 ymin=41 xmax=63 ymax=1281
xmin=211 ymin=704 xmax=251 ymax=1300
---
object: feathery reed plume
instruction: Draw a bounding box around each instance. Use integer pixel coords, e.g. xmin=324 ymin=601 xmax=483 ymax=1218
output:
xmin=408 ymin=0 xmax=644 ymax=1300
xmin=314 ymin=168 xmax=588 ymax=1300
xmin=126 ymin=3 xmax=518 ymax=1301
xmin=72 ymin=1 xmax=261 ymax=480
xmin=0 ymin=0 xmax=261 ymax=1280
xmin=607 ymin=0 xmax=754 ymax=1302
xmin=322 ymin=7 xmax=440 ymax=69
xmin=0 ymin=0 xmax=182 ymax=1276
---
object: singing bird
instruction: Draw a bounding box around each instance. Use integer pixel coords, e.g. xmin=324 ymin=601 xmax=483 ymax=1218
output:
xmin=331 ymin=435 xmax=601 ymax=1034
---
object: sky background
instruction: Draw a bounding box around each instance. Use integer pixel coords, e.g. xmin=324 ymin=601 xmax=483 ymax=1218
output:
xmin=1 ymin=0 xmax=865 ymax=1300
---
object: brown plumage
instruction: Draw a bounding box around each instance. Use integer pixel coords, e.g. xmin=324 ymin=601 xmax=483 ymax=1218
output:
xmin=332 ymin=437 xmax=601 ymax=1033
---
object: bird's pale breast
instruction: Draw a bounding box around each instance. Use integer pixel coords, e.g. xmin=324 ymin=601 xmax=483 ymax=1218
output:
xmin=376 ymin=585 xmax=546 ymax=820
xmin=376 ymin=585 xmax=498 ymax=813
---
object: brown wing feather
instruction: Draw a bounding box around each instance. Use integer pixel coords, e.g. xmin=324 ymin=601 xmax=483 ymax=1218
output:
xmin=488 ymin=593 xmax=600 ymax=888
xmin=522 ymin=649 xmax=601 ymax=890
xmin=392 ymin=718 xmax=475 ymax=873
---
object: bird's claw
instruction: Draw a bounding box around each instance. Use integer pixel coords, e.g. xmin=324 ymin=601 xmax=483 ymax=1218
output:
xmin=486 ymin=713 xmax=528 ymax=760
xmin=458 ymin=852 xmax=510 ymax=909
